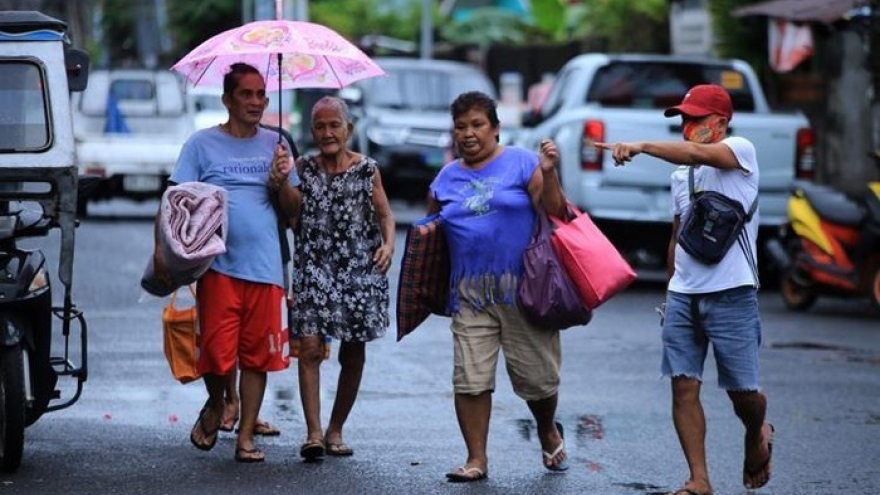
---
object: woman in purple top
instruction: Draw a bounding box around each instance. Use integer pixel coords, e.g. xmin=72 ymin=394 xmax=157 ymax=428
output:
xmin=427 ymin=91 xmax=568 ymax=482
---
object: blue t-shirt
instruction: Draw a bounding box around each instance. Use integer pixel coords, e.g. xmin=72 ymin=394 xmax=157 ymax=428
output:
xmin=170 ymin=126 xmax=301 ymax=287
xmin=430 ymin=146 xmax=538 ymax=311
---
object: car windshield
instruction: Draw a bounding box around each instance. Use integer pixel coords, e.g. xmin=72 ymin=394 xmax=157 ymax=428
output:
xmin=585 ymin=61 xmax=756 ymax=112
xmin=0 ymin=61 xmax=49 ymax=152
xmin=359 ymin=67 xmax=494 ymax=110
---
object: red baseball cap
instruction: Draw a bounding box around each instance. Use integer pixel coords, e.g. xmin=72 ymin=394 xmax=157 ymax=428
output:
xmin=664 ymin=84 xmax=733 ymax=121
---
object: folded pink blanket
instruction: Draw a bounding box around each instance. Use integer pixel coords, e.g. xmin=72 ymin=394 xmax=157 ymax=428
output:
xmin=162 ymin=183 xmax=227 ymax=259
xmin=141 ymin=182 xmax=227 ymax=297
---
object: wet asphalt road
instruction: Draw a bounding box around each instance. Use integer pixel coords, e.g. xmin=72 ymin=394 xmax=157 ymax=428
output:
xmin=1 ymin=200 xmax=878 ymax=495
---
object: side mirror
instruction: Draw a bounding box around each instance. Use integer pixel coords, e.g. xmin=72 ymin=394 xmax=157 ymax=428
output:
xmin=65 ymin=48 xmax=90 ymax=92
xmin=338 ymin=86 xmax=362 ymax=106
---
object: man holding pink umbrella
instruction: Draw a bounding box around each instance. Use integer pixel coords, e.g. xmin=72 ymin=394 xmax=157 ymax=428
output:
xmin=153 ymin=63 xmax=300 ymax=463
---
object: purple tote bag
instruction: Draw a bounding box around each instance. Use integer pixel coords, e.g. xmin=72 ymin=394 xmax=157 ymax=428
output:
xmin=517 ymin=209 xmax=592 ymax=330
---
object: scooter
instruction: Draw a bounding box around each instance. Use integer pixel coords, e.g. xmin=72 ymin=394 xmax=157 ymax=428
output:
xmin=767 ymin=155 xmax=880 ymax=311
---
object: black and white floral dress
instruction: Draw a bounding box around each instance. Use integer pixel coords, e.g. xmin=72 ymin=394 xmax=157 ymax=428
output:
xmin=292 ymin=155 xmax=389 ymax=342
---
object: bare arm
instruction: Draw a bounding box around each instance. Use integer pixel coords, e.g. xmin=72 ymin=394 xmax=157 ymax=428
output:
xmin=426 ymin=193 xmax=440 ymax=215
xmin=268 ymin=145 xmax=301 ymax=220
xmin=595 ymin=140 xmax=742 ymax=170
xmin=666 ymin=215 xmax=680 ymax=283
xmin=527 ymin=139 xmax=567 ymax=217
xmin=371 ymin=167 xmax=395 ymax=274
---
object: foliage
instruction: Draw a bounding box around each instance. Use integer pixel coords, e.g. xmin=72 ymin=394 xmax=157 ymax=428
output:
xmin=529 ymin=0 xmax=569 ymax=41
xmin=166 ymin=0 xmax=241 ymax=57
xmin=708 ymin=0 xmax=766 ymax=66
xmin=309 ymin=0 xmax=425 ymax=42
xmin=439 ymin=8 xmax=541 ymax=47
xmin=439 ymin=0 xmax=669 ymax=52
xmin=567 ymin=0 xmax=669 ymax=52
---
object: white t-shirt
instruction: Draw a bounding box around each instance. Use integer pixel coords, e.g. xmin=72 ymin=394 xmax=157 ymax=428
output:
xmin=668 ymin=136 xmax=760 ymax=294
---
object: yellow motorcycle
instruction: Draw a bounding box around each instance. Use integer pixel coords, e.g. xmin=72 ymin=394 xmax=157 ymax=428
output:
xmin=769 ymin=156 xmax=880 ymax=311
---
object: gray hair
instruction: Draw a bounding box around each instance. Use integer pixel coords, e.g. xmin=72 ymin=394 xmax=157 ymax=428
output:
xmin=311 ymin=95 xmax=350 ymax=121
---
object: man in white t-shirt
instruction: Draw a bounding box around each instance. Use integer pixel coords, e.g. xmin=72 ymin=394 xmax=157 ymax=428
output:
xmin=596 ymin=84 xmax=773 ymax=495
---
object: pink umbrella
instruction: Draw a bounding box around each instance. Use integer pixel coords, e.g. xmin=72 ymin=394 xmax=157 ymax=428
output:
xmin=171 ymin=20 xmax=384 ymax=91
xmin=171 ymin=19 xmax=385 ymax=137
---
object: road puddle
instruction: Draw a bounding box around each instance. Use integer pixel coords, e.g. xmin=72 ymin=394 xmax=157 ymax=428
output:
xmin=770 ymin=341 xmax=880 ymax=366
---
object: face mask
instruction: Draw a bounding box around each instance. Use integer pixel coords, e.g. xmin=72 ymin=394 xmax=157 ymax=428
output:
xmin=683 ymin=116 xmax=723 ymax=143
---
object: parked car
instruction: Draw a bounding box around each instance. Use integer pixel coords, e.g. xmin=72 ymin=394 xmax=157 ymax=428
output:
xmin=344 ymin=57 xmax=497 ymax=201
xmin=515 ymin=53 xmax=816 ymax=275
xmin=187 ymin=85 xmax=226 ymax=131
xmin=71 ymin=69 xmax=193 ymax=215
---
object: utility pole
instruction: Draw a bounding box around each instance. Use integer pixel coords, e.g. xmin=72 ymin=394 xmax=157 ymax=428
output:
xmin=420 ymin=0 xmax=432 ymax=59
xmin=871 ymin=0 xmax=880 ymax=164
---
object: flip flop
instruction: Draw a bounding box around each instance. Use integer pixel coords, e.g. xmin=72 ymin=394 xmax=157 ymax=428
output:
xmin=235 ymin=447 xmax=265 ymax=463
xmin=744 ymin=423 xmax=775 ymax=489
xmin=446 ymin=466 xmax=487 ymax=482
xmin=219 ymin=415 xmax=238 ymax=433
xmin=235 ymin=419 xmax=281 ymax=436
xmin=253 ymin=419 xmax=281 ymax=436
xmin=665 ymin=489 xmax=712 ymax=495
xmin=542 ymin=421 xmax=570 ymax=472
xmin=300 ymin=439 xmax=325 ymax=460
xmin=326 ymin=442 xmax=354 ymax=456
xmin=189 ymin=403 xmax=221 ymax=452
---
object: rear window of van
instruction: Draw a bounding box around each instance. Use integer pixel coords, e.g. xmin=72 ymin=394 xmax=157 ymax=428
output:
xmin=586 ymin=62 xmax=756 ymax=112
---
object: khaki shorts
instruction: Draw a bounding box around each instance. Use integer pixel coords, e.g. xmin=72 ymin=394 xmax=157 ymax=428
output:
xmin=451 ymin=289 xmax=560 ymax=401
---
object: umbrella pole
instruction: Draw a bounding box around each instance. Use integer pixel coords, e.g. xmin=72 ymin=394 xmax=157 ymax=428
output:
xmin=277 ymin=52 xmax=283 ymax=144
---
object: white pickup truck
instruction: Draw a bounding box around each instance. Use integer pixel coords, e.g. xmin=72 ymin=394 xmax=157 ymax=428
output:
xmin=515 ymin=53 xmax=816 ymax=274
xmin=71 ymin=69 xmax=192 ymax=215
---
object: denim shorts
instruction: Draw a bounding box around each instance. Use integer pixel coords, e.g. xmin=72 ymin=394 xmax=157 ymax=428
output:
xmin=661 ymin=285 xmax=762 ymax=391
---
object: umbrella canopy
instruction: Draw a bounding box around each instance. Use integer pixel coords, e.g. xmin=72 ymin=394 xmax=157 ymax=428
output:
xmin=171 ymin=20 xmax=385 ymax=91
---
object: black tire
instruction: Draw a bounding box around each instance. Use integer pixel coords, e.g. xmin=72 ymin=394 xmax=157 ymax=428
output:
xmin=0 ymin=345 xmax=26 ymax=473
xmin=870 ymin=266 xmax=880 ymax=313
xmin=780 ymin=268 xmax=817 ymax=311
xmin=76 ymin=196 xmax=88 ymax=218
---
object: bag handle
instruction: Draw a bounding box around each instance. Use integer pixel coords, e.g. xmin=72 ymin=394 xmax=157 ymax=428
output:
xmin=548 ymin=201 xmax=581 ymax=229
xmin=168 ymin=284 xmax=196 ymax=309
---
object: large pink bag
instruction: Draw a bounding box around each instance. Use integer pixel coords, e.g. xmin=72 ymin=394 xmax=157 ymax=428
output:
xmin=550 ymin=204 xmax=637 ymax=309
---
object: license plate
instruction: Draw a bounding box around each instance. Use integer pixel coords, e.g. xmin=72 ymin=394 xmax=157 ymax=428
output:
xmin=123 ymin=175 xmax=161 ymax=192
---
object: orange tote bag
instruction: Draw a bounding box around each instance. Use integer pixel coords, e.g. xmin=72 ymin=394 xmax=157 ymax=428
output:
xmin=162 ymin=285 xmax=201 ymax=384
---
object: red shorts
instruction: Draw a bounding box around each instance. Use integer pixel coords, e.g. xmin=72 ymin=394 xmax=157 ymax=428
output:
xmin=196 ymin=270 xmax=288 ymax=375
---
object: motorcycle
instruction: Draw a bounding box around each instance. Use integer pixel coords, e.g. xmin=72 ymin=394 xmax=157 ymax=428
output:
xmin=767 ymin=154 xmax=880 ymax=311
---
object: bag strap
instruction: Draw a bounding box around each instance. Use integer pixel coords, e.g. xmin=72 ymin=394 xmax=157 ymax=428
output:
xmin=737 ymin=228 xmax=761 ymax=289
xmin=688 ymin=166 xmax=759 ymax=220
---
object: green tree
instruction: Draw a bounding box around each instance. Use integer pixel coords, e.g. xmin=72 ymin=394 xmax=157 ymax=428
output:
xmin=708 ymin=0 xmax=766 ymax=67
xmin=309 ymin=0 xmax=424 ymax=43
xmin=437 ymin=0 xmax=669 ymax=52
xmin=167 ymin=0 xmax=241 ymax=58
xmin=567 ymin=0 xmax=669 ymax=52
